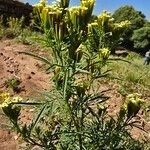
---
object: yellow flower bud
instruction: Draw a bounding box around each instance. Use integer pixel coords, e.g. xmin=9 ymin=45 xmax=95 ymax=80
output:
xmin=99 ymin=48 xmax=110 ymax=59
xmin=121 ymin=93 xmax=144 ymax=119
xmin=54 ymin=66 xmax=61 ymax=75
xmin=40 ymin=7 xmax=50 ymax=29
xmin=39 ymin=0 xmax=46 ymax=7
xmin=88 ymin=22 xmax=98 ymax=33
xmin=97 ymin=11 xmax=111 ymax=27
xmin=69 ymin=2 xmax=94 ymax=30
xmin=97 ymin=104 xmax=106 ymax=116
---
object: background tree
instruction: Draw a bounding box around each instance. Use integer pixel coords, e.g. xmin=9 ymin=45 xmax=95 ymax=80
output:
xmin=131 ymin=26 xmax=150 ymax=54
xmin=112 ymin=5 xmax=146 ymax=48
xmin=144 ymin=20 xmax=150 ymax=27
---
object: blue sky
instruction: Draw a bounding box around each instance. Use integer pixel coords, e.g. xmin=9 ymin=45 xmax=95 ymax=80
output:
xmin=25 ymin=0 xmax=150 ymax=20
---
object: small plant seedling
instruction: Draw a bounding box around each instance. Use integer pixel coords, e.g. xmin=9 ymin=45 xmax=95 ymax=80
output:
xmin=5 ymin=78 xmax=21 ymax=93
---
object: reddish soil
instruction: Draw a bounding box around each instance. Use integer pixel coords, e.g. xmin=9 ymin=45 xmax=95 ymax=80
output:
xmin=0 ymin=39 xmax=51 ymax=150
xmin=0 ymin=39 xmax=51 ymax=96
xmin=0 ymin=39 xmax=149 ymax=149
xmin=0 ymin=130 xmax=18 ymax=150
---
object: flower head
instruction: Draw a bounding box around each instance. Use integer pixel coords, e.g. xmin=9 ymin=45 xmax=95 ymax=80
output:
xmin=0 ymin=92 xmax=22 ymax=108
xmin=120 ymin=93 xmax=144 ymax=119
xmin=0 ymin=92 xmax=11 ymax=108
xmin=99 ymin=48 xmax=110 ymax=59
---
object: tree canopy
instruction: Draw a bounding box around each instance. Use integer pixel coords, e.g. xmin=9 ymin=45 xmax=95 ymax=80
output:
xmin=112 ymin=5 xmax=146 ymax=48
xmin=131 ymin=26 xmax=150 ymax=53
xmin=113 ymin=5 xmax=145 ymax=31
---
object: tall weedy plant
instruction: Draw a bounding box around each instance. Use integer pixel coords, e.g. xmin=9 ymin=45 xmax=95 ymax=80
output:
xmin=0 ymin=0 xmax=144 ymax=149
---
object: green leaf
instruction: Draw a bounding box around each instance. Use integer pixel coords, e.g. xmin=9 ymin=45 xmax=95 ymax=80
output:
xmin=18 ymin=51 xmax=51 ymax=65
xmin=29 ymin=103 xmax=48 ymax=134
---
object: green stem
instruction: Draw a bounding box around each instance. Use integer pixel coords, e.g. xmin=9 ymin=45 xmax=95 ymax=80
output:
xmin=63 ymin=66 xmax=83 ymax=149
xmin=63 ymin=67 xmax=69 ymax=100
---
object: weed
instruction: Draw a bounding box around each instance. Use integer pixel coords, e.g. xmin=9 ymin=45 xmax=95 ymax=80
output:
xmin=5 ymin=78 xmax=21 ymax=93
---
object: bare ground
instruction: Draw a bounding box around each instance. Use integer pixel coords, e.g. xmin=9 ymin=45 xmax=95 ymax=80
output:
xmin=0 ymin=39 xmax=51 ymax=150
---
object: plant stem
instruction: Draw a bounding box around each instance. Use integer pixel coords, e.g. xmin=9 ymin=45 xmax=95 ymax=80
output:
xmin=63 ymin=66 xmax=83 ymax=149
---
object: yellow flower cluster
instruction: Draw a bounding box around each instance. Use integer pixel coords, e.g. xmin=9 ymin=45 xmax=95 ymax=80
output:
xmin=121 ymin=93 xmax=144 ymax=118
xmin=67 ymin=0 xmax=95 ymax=30
xmin=90 ymin=11 xmax=130 ymax=34
xmin=69 ymin=6 xmax=88 ymax=29
xmin=81 ymin=0 xmax=95 ymax=14
xmin=34 ymin=0 xmax=95 ymax=40
xmin=35 ymin=2 xmax=66 ymax=40
xmin=0 ymin=92 xmax=22 ymax=108
xmin=0 ymin=92 xmax=10 ymax=108
xmin=34 ymin=0 xmax=46 ymax=13
xmin=114 ymin=20 xmax=131 ymax=32
xmin=97 ymin=11 xmax=111 ymax=27
xmin=39 ymin=0 xmax=46 ymax=6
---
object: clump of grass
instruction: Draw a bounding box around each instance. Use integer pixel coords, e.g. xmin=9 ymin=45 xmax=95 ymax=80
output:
xmin=109 ymin=53 xmax=150 ymax=95
xmin=0 ymin=15 xmax=34 ymax=42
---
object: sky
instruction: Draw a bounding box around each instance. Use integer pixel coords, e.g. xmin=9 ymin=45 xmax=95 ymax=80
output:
xmin=24 ymin=0 xmax=150 ymax=20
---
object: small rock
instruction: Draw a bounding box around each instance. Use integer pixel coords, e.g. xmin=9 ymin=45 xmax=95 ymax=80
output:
xmin=29 ymin=108 xmax=35 ymax=112
xmin=21 ymin=56 xmax=24 ymax=60
xmin=10 ymin=70 xmax=14 ymax=74
xmin=14 ymin=135 xmax=19 ymax=140
xmin=31 ymin=71 xmax=35 ymax=75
